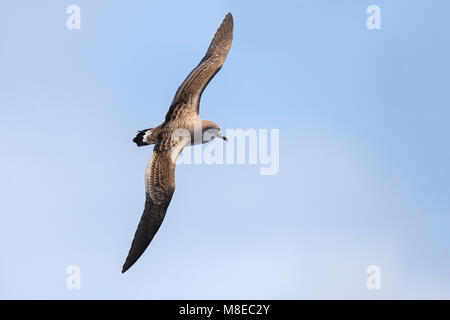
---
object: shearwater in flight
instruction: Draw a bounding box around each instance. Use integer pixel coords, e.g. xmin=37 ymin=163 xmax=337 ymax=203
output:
xmin=122 ymin=13 xmax=233 ymax=273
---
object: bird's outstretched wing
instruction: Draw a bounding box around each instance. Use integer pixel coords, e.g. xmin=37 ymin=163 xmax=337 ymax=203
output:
xmin=164 ymin=13 xmax=234 ymax=125
xmin=122 ymin=133 xmax=189 ymax=273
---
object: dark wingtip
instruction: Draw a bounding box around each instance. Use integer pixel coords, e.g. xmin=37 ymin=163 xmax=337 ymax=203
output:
xmin=122 ymin=252 xmax=140 ymax=273
xmin=226 ymin=13 xmax=233 ymax=27
xmin=224 ymin=12 xmax=233 ymax=28
xmin=122 ymin=263 xmax=130 ymax=273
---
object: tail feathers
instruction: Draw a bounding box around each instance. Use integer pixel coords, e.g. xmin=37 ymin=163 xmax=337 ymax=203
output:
xmin=133 ymin=128 xmax=153 ymax=147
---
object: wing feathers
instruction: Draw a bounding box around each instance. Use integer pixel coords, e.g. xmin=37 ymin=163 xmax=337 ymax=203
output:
xmin=204 ymin=12 xmax=234 ymax=59
xmin=122 ymin=197 xmax=170 ymax=273
xmin=164 ymin=13 xmax=233 ymax=124
xmin=122 ymin=136 xmax=187 ymax=273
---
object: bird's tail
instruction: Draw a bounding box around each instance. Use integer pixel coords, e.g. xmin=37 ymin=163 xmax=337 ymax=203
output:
xmin=133 ymin=128 xmax=154 ymax=147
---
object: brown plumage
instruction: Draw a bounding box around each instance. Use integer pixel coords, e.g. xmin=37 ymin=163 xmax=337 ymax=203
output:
xmin=122 ymin=13 xmax=233 ymax=273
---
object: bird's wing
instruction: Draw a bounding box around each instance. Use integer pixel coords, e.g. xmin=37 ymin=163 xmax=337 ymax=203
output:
xmin=122 ymin=133 xmax=189 ymax=273
xmin=164 ymin=13 xmax=233 ymax=125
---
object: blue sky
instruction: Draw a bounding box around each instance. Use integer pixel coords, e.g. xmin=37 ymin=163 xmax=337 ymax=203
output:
xmin=1 ymin=0 xmax=449 ymax=299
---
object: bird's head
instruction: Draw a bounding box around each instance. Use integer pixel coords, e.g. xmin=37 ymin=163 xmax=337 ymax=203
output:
xmin=202 ymin=121 xmax=227 ymax=142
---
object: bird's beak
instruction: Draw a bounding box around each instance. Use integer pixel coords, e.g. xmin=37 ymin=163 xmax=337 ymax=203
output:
xmin=216 ymin=132 xmax=228 ymax=142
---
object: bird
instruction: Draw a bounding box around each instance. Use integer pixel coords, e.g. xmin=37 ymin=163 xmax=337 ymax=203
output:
xmin=122 ymin=13 xmax=233 ymax=273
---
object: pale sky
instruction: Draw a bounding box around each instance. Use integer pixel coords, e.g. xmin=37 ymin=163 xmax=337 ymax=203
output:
xmin=1 ymin=0 xmax=449 ymax=299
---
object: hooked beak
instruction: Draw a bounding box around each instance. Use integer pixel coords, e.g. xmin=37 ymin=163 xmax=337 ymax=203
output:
xmin=216 ymin=132 xmax=228 ymax=142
